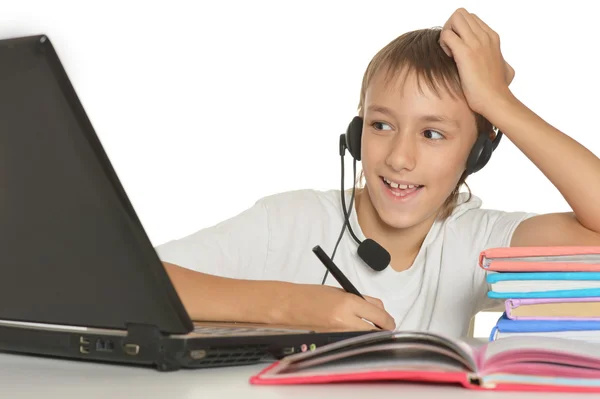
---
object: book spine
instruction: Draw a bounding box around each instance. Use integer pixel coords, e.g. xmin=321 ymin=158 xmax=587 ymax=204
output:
xmin=464 ymin=373 xmax=498 ymax=390
xmin=505 ymin=300 xmax=516 ymax=319
xmin=488 ymin=325 xmax=499 ymax=342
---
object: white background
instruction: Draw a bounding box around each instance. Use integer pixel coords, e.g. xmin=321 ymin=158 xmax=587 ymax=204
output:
xmin=2 ymin=0 xmax=598 ymax=338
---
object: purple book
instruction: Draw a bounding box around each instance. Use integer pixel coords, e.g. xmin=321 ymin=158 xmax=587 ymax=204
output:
xmin=505 ymin=297 xmax=600 ymax=320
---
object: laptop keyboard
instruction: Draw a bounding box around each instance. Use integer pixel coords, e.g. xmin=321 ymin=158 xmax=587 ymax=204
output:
xmin=193 ymin=325 xmax=309 ymax=336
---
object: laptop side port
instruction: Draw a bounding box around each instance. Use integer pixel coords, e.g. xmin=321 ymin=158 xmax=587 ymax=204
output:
xmin=96 ymin=338 xmax=114 ymax=352
xmin=79 ymin=336 xmax=90 ymax=354
xmin=123 ymin=343 xmax=140 ymax=356
xmin=282 ymin=347 xmax=295 ymax=355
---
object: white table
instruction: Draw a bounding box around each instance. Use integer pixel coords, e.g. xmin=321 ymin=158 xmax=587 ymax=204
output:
xmin=0 ymin=352 xmax=577 ymax=398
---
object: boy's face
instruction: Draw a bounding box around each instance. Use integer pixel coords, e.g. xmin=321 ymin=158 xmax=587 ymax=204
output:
xmin=360 ymin=67 xmax=478 ymax=229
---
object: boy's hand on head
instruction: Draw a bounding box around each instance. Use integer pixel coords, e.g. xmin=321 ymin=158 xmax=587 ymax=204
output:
xmin=277 ymin=284 xmax=396 ymax=331
xmin=439 ymin=8 xmax=515 ymax=117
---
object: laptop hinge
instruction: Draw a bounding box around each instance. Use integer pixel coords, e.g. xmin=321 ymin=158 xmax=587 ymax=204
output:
xmin=123 ymin=323 xmax=182 ymax=371
xmin=124 ymin=323 xmax=165 ymax=345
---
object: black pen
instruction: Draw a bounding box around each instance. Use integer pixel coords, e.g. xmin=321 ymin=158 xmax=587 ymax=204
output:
xmin=312 ymin=245 xmax=382 ymax=329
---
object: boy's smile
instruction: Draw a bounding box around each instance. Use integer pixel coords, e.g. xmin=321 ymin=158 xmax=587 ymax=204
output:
xmin=380 ymin=176 xmax=424 ymax=201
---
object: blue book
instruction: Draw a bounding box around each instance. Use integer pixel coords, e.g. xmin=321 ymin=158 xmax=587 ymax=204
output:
xmin=489 ymin=313 xmax=600 ymax=341
xmin=487 ymin=272 xmax=600 ymax=299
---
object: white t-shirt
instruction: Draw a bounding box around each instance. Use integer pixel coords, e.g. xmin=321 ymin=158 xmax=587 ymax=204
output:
xmin=155 ymin=189 xmax=536 ymax=338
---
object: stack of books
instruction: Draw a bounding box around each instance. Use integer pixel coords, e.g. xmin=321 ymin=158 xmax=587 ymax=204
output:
xmin=479 ymin=246 xmax=600 ymax=343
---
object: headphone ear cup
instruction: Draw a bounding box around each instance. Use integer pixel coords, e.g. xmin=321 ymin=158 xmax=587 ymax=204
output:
xmin=345 ymin=116 xmax=363 ymax=161
xmin=466 ymin=133 xmax=492 ymax=176
xmin=474 ymin=140 xmax=493 ymax=174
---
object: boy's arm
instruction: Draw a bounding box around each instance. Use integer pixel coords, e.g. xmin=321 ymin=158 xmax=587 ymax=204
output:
xmin=163 ymin=261 xmax=290 ymax=324
xmin=162 ymin=262 xmax=396 ymax=331
xmin=440 ymin=8 xmax=600 ymax=247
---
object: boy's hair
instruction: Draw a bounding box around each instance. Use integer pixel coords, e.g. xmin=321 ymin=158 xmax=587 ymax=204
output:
xmin=355 ymin=27 xmax=494 ymax=220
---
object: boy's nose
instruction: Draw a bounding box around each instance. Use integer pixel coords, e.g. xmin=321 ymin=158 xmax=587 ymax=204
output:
xmin=385 ymin=134 xmax=417 ymax=172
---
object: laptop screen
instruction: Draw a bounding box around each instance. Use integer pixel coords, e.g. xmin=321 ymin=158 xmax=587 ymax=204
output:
xmin=0 ymin=35 xmax=192 ymax=334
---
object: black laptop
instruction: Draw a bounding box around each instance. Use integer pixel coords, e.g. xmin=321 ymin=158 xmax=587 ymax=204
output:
xmin=0 ymin=34 xmax=370 ymax=371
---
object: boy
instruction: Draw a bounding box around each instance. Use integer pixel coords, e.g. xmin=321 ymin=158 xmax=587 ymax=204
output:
xmin=156 ymin=9 xmax=600 ymax=337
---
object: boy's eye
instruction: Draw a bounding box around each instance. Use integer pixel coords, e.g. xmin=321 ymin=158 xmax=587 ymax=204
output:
xmin=372 ymin=122 xmax=392 ymax=131
xmin=424 ymin=129 xmax=444 ymax=140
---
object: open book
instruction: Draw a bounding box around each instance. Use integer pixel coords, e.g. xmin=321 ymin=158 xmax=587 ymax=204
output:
xmin=250 ymin=330 xmax=600 ymax=392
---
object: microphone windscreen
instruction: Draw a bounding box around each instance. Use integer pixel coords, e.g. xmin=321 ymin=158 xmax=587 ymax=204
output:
xmin=357 ymin=239 xmax=390 ymax=272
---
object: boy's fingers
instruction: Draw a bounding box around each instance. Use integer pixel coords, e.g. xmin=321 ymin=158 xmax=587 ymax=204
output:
xmin=364 ymin=295 xmax=385 ymax=309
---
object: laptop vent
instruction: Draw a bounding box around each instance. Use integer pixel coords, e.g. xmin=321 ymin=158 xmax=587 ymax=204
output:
xmin=193 ymin=345 xmax=270 ymax=367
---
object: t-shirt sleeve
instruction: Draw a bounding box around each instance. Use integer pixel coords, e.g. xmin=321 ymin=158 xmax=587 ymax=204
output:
xmin=154 ymin=199 xmax=270 ymax=280
xmin=452 ymin=206 xmax=538 ymax=313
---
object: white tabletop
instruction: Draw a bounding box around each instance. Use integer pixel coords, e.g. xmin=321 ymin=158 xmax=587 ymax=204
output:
xmin=0 ymin=351 xmax=578 ymax=398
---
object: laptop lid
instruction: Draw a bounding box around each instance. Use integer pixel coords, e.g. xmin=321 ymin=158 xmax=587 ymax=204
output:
xmin=0 ymin=34 xmax=193 ymax=335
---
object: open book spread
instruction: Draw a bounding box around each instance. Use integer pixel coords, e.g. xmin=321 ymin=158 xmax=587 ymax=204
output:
xmin=250 ymin=329 xmax=600 ymax=391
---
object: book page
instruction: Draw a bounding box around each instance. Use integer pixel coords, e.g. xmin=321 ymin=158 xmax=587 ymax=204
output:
xmin=497 ymin=331 xmax=600 ymax=343
xmin=302 ymin=331 xmax=471 ymax=365
xmin=263 ymin=330 xmax=477 ymax=377
xmin=483 ymin=336 xmax=600 ymax=370
xmin=289 ymin=342 xmax=471 ymax=371
xmin=263 ymin=342 xmax=470 ymax=379
xmin=492 ymin=280 xmax=600 ymax=293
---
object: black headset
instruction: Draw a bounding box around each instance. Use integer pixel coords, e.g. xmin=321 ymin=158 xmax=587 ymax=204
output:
xmin=321 ymin=116 xmax=503 ymax=284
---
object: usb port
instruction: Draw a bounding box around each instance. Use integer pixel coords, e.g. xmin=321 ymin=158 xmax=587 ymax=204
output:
xmin=283 ymin=347 xmax=295 ymax=355
xmin=123 ymin=344 xmax=140 ymax=356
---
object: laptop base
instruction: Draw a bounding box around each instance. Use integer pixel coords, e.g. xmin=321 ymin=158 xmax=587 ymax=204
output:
xmin=0 ymin=321 xmax=370 ymax=371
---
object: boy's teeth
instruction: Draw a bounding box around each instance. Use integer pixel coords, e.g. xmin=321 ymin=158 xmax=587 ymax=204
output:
xmin=384 ymin=177 xmax=418 ymax=189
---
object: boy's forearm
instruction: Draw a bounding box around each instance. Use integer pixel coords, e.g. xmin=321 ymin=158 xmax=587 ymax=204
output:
xmin=162 ymin=262 xmax=291 ymax=325
xmin=486 ymin=94 xmax=600 ymax=234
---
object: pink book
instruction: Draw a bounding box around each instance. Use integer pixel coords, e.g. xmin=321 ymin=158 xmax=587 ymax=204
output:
xmin=506 ymin=297 xmax=600 ymax=320
xmin=479 ymin=246 xmax=600 ymax=272
xmin=250 ymin=330 xmax=600 ymax=392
